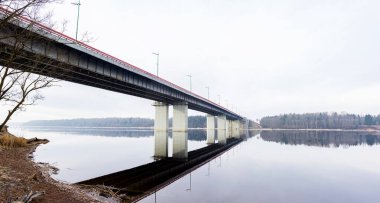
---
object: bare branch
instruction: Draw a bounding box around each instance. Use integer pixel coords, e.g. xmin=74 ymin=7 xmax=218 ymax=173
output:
xmin=79 ymin=31 xmax=96 ymax=44
xmin=0 ymin=0 xmax=62 ymax=129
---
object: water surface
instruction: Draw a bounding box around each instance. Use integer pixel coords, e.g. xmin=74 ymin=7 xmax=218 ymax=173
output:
xmin=140 ymin=130 xmax=380 ymax=203
xmin=11 ymin=126 xmax=207 ymax=183
xmin=10 ymin=127 xmax=380 ymax=203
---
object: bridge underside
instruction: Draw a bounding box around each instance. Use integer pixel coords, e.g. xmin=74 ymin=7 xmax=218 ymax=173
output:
xmin=0 ymin=20 xmax=242 ymax=120
xmin=0 ymin=45 xmax=182 ymax=104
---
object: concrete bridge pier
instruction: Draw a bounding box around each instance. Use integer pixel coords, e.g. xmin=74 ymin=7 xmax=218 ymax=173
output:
xmin=225 ymin=120 xmax=230 ymax=138
xmin=153 ymin=102 xmax=169 ymax=158
xmin=244 ymin=119 xmax=249 ymax=136
xmin=232 ymin=120 xmax=240 ymax=138
xmin=172 ymin=102 xmax=188 ymax=160
xmin=206 ymin=115 xmax=216 ymax=144
xmin=240 ymin=119 xmax=249 ymax=137
xmin=217 ymin=115 xmax=227 ymax=145
xmin=228 ymin=120 xmax=234 ymax=138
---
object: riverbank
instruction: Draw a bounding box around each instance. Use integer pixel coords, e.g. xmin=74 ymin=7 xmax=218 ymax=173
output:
xmin=0 ymin=142 xmax=101 ymax=203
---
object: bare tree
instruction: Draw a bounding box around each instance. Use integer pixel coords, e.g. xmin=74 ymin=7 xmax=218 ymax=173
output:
xmin=0 ymin=0 xmax=61 ymax=130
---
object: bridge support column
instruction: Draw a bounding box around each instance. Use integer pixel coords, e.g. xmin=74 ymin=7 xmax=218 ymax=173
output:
xmin=240 ymin=119 xmax=249 ymax=138
xmin=217 ymin=115 xmax=227 ymax=145
xmin=229 ymin=120 xmax=234 ymax=138
xmin=153 ymin=102 xmax=169 ymax=158
xmin=245 ymin=119 xmax=249 ymax=136
xmin=172 ymin=103 xmax=188 ymax=160
xmin=232 ymin=120 xmax=240 ymax=138
xmin=230 ymin=121 xmax=234 ymax=137
xmin=206 ymin=114 xmax=215 ymax=144
xmin=226 ymin=120 xmax=231 ymax=138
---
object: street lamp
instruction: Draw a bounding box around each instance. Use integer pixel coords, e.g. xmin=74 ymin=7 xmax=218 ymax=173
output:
xmin=152 ymin=52 xmax=159 ymax=76
xmin=205 ymin=86 xmax=210 ymax=99
xmin=217 ymin=94 xmax=220 ymax=104
xmin=186 ymin=74 xmax=192 ymax=91
xmin=71 ymin=0 xmax=81 ymax=40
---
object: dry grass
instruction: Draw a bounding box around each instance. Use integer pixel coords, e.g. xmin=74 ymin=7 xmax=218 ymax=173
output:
xmin=0 ymin=134 xmax=27 ymax=147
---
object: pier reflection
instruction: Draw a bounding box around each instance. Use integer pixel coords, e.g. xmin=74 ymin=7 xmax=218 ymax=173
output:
xmin=77 ymin=138 xmax=242 ymax=203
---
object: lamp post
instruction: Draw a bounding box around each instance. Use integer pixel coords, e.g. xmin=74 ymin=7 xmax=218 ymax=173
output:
xmin=205 ymin=86 xmax=210 ymax=99
xmin=71 ymin=0 xmax=81 ymax=40
xmin=217 ymin=94 xmax=220 ymax=104
xmin=186 ymin=74 xmax=192 ymax=91
xmin=152 ymin=52 xmax=159 ymax=76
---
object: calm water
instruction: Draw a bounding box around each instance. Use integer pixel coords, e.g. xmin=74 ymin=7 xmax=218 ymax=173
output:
xmin=10 ymin=127 xmax=380 ymax=203
xmin=10 ymin=126 xmax=207 ymax=183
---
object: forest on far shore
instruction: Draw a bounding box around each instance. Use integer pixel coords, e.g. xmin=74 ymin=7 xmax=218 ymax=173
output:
xmin=22 ymin=116 xmax=206 ymax=128
xmin=22 ymin=116 xmax=260 ymax=129
xmin=260 ymin=112 xmax=380 ymax=129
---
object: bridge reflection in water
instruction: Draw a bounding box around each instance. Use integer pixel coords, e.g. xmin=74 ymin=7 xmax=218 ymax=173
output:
xmin=77 ymin=137 xmax=243 ymax=202
xmin=73 ymin=129 xmax=380 ymax=202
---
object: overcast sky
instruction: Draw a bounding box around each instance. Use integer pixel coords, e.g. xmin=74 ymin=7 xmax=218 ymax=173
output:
xmin=6 ymin=0 xmax=380 ymax=122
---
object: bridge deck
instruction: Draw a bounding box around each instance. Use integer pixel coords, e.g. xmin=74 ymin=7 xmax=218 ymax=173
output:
xmin=0 ymin=7 xmax=243 ymax=120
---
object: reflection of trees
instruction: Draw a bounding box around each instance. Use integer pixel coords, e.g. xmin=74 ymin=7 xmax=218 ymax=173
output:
xmin=248 ymin=130 xmax=260 ymax=138
xmin=260 ymin=130 xmax=380 ymax=147
xmin=21 ymin=126 xmax=207 ymax=141
xmin=187 ymin=130 xmax=206 ymax=141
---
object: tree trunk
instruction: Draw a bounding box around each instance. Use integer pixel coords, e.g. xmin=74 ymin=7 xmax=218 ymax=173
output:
xmin=0 ymin=125 xmax=8 ymax=135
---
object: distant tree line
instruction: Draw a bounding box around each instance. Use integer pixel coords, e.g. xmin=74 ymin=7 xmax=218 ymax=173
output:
xmin=260 ymin=113 xmax=380 ymax=129
xmin=23 ymin=117 xmax=154 ymax=127
xmin=169 ymin=116 xmax=206 ymax=128
xmin=23 ymin=116 xmax=207 ymax=128
xmin=22 ymin=116 xmax=261 ymax=129
xmin=249 ymin=120 xmax=261 ymax=129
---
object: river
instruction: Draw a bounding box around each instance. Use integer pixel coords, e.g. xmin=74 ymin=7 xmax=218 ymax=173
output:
xmin=10 ymin=127 xmax=380 ymax=203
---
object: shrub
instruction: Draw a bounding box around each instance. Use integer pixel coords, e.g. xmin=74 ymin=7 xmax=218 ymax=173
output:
xmin=0 ymin=134 xmax=27 ymax=147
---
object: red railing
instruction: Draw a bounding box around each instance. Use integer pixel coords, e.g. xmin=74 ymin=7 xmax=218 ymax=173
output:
xmin=0 ymin=6 xmax=240 ymax=117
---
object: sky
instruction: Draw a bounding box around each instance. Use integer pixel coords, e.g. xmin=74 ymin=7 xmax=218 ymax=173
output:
xmin=4 ymin=0 xmax=380 ymax=122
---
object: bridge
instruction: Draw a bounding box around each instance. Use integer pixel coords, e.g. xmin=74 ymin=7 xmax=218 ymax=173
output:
xmin=0 ymin=8 xmax=249 ymax=159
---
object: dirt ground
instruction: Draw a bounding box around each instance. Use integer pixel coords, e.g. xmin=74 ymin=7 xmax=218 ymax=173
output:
xmin=0 ymin=143 xmax=102 ymax=203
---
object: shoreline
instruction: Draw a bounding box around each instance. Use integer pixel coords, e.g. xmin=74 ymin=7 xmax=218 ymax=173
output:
xmin=0 ymin=142 xmax=103 ymax=203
